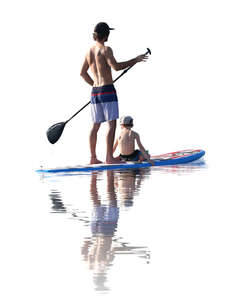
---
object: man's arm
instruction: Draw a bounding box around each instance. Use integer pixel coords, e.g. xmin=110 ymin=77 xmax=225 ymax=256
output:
xmin=105 ymin=47 xmax=148 ymax=71
xmin=80 ymin=56 xmax=94 ymax=86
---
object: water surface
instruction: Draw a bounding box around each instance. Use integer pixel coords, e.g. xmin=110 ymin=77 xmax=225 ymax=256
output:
xmin=38 ymin=162 xmax=206 ymax=294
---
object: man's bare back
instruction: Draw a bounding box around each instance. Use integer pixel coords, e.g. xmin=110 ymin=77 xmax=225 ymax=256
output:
xmin=81 ymin=42 xmax=147 ymax=88
xmin=87 ymin=45 xmax=113 ymax=87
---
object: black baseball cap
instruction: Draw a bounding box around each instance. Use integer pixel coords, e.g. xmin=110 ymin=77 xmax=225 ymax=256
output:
xmin=94 ymin=22 xmax=115 ymax=34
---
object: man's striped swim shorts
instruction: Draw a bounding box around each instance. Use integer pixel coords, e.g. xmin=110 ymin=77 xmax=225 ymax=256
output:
xmin=90 ymin=84 xmax=119 ymax=123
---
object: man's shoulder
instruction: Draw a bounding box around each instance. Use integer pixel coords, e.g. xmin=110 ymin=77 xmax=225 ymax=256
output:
xmin=104 ymin=45 xmax=113 ymax=55
xmin=105 ymin=45 xmax=112 ymax=50
xmin=86 ymin=45 xmax=94 ymax=56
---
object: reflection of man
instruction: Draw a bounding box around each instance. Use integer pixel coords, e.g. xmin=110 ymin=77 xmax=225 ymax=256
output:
xmin=81 ymin=169 xmax=150 ymax=292
xmin=81 ymin=170 xmax=119 ymax=292
xmin=91 ymin=171 xmax=119 ymax=237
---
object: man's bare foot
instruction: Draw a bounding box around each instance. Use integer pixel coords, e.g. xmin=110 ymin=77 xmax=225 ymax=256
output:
xmin=90 ymin=157 xmax=103 ymax=165
xmin=105 ymin=157 xmax=125 ymax=164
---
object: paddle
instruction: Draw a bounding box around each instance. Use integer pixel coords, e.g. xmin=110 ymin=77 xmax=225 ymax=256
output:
xmin=46 ymin=48 xmax=151 ymax=144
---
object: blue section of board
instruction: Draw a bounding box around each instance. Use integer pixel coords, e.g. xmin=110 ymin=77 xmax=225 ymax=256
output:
xmin=37 ymin=150 xmax=205 ymax=174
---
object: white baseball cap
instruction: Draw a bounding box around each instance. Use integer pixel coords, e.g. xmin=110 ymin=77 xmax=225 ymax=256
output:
xmin=120 ymin=116 xmax=133 ymax=125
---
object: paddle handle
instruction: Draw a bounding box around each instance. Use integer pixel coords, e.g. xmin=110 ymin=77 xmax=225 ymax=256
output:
xmin=66 ymin=48 xmax=151 ymax=124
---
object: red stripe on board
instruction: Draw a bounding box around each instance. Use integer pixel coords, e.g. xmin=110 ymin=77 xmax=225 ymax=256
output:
xmin=151 ymin=149 xmax=201 ymax=159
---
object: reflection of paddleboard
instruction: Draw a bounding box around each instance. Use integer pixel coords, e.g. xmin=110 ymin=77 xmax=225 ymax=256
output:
xmin=37 ymin=149 xmax=205 ymax=173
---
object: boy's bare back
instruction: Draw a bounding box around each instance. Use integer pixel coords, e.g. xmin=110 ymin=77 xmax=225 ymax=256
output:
xmin=118 ymin=128 xmax=138 ymax=155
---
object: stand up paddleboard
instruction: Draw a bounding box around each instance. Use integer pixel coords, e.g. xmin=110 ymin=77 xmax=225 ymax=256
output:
xmin=37 ymin=149 xmax=205 ymax=174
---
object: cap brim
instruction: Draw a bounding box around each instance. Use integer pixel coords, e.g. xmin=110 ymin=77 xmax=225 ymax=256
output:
xmin=109 ymin=28 xmax=115 ymax=30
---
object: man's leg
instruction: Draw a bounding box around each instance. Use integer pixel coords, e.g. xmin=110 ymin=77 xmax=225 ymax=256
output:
xmin=89 ymin=122 xmax=102 ymax=164
xmin=106 ymin=120 xmax=121 ymax=164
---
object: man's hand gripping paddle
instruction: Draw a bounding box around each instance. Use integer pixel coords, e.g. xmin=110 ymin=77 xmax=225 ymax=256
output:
xmin=46 ymin=48 xmax=151 ymax=144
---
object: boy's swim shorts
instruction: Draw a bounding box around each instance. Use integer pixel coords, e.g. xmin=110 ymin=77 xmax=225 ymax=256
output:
xmin=120 ymin=150 xmax=141 ymax=162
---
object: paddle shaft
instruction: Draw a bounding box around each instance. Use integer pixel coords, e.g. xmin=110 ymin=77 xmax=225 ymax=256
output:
xmin=65 ymin=48 xmax=151 ymax=124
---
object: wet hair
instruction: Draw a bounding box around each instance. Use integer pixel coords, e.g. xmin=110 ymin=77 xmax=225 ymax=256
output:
xmin=93 ymin=31 xmax=109 ymax=41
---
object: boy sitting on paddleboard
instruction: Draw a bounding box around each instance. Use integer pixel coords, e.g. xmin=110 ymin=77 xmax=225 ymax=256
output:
xmin=113 ymin=116 xmax=154 ymax=165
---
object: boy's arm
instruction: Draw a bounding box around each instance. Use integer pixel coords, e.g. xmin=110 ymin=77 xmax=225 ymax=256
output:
xmin=135 ymin=133 xmax=154 ymax=165
xmin=105 ymin=47 xmax=148 ymax=71
xmin=80 ymin=56 xmax=94 ymax=86
xmin=113 ymin=138 xmax=119 ymax=154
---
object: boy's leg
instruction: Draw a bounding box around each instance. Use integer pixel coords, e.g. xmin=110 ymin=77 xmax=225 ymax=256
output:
xmin=89 ymin=123 xmax=102 ymax=164
xmin=138 ymin=154 xmax=145 ymax=162
xmin=106 ymin=120 xmax=120 ymax=164
xmin=138 ymin=153 xmax=155 ymax=165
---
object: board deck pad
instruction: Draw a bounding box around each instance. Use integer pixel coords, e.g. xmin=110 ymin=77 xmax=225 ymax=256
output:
xmin=37 ymin=149 xmax=205 ymax=173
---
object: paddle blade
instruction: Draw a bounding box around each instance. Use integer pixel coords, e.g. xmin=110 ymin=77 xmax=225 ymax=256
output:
xmin=46 ymin=122 xmax=66 ymax=144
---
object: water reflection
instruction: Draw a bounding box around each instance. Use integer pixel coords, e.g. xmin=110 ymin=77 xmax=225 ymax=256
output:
xmin=46 ymin=161 xmax=206 ymax=293
xmin=84 ymin=170 xmax=151 ymax=292
xmin=85 ymin=171 xmax=119 ymax=292
xmin=115 ymin=168 xmax=148 ymax=206
xmin=49 ymin=189 xmax=66 ymax=213
xmin=152 ymin=159 xmax=206 ymax=174
xmin=48 ymin=168 xmax=151 ymax=293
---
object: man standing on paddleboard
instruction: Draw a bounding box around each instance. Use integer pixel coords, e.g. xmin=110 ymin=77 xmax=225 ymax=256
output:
xmin=80 ymin=22 xmax=148 ymax=164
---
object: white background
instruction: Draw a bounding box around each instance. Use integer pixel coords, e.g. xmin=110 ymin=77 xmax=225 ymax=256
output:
xmin=1 ymin=0 xmax=228 ymax=299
